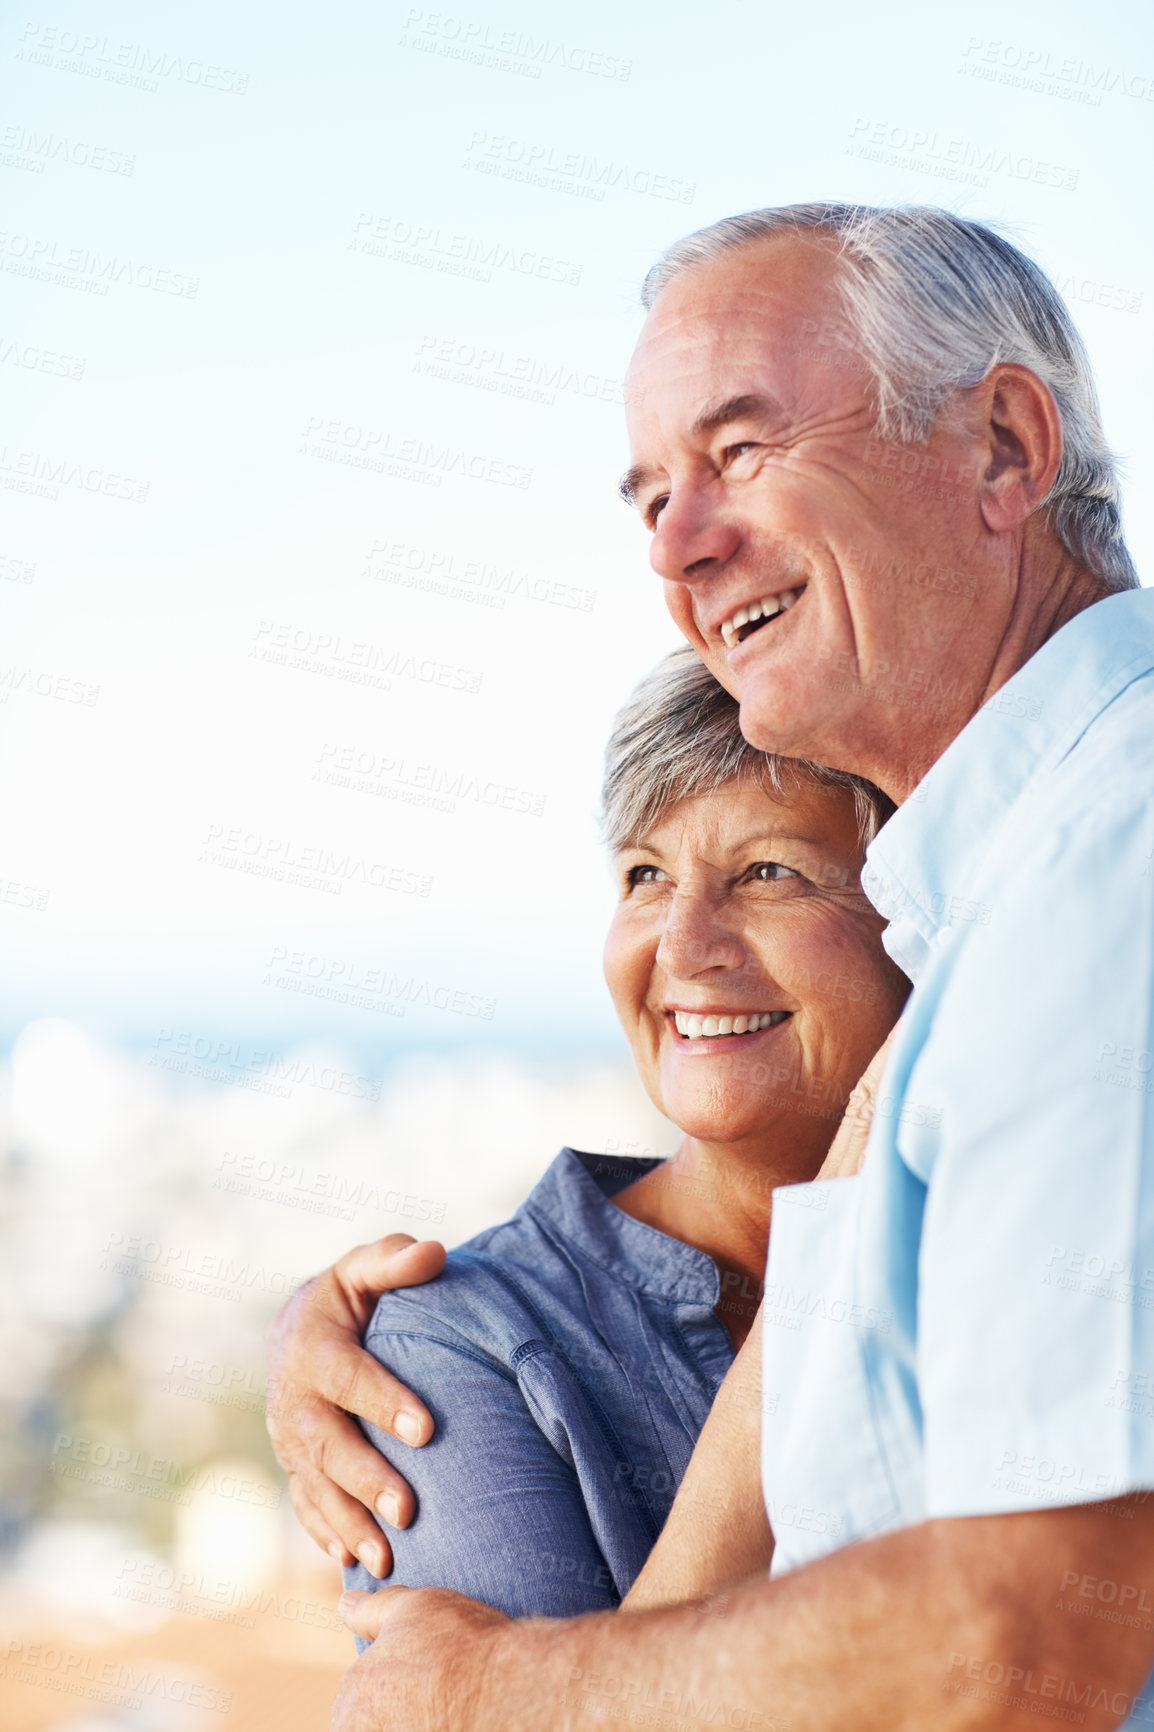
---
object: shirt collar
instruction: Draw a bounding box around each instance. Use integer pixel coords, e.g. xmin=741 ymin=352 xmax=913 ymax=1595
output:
xmin=863 ymin=588 xmax=1154 ymax=981
xmin=522 ymin=1148 xmax=722 ymax=1306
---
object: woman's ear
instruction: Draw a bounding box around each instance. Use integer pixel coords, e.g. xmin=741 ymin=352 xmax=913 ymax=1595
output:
xmin=974 ymin=363 xmax=1064 ymax=536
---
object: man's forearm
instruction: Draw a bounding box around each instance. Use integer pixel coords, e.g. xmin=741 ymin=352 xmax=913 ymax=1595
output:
xmin=472 ymin=1504 xmax=1154 ymax=1732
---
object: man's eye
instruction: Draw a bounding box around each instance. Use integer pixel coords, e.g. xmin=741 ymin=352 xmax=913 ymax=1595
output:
xmin=724 ymin=442 xmax=757 ymax=464
xmin=749 ymin=861 xmax=799 ymax=883
xmin=645 ymin=495 xmax=669 ymax=529
xmin=628 ymin=864 xmax=667 ymax=887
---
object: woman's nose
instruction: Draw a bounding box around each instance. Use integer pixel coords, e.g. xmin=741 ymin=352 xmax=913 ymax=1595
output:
xmin=649 ymin=484 xmax=742 ymax=587
xmin=656 ymin=891 xmax=747 ymax=979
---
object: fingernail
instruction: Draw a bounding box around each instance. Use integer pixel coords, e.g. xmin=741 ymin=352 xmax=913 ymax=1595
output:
xmin=357 ymin=1542 xmax=384 ymax=1578
xmin=328 ymin=1541 xmax=343 ymax=1563
xmin=396 ymin=1412 xmax=422 ymax=1446
xmin=376 ymin=1492 xmax=401 ymax=1526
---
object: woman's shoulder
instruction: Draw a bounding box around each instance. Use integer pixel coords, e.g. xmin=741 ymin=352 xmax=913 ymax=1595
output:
xmin=363 ymin=1147 xmax=631 ymax=1370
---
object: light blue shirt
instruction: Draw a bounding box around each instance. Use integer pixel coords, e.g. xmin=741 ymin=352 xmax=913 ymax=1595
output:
xmin=762 ymin=589 xmax=1154 ymax=1720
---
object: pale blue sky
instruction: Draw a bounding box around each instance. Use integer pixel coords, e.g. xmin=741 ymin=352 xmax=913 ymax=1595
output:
xmin=1 ymin=0 xmax=1151 ymax=1062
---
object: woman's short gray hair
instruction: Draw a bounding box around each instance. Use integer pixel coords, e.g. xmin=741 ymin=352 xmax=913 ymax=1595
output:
xmin=600 ymin=646 xmax=893 ymax=853
xmin=641 ymin=202 xmax=1136 ymax=593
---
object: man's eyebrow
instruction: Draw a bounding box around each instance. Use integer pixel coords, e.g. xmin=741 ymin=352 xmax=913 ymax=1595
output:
xmin=618 ymin=464 xmax=655 ymax=508
xmin=617 ymin=392 xmax=787 ymax=507
xmin=690 ymin=392 xmax=784 ymax=440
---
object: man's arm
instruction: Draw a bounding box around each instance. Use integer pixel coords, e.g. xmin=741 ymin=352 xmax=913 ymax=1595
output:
xmin=337 ymin=1496 xmax=1154 ymax=1731
xmin=266 ymin=1233 xmax=445 ymax=1576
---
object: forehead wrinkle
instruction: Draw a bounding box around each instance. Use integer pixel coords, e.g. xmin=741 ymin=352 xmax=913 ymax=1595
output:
xmin=689 ymin=392 xmax=789 ymax=441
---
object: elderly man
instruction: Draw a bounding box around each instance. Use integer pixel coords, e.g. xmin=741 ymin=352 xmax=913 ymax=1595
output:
xmin=272 ymin=205 xmax=1154 ymax=1729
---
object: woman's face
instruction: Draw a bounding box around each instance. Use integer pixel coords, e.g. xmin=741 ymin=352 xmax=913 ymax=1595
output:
xmin=603 ymin=775 xmax=909 ymax=1171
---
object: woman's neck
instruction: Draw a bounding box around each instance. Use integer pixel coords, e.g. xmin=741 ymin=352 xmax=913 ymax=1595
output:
xmin=611 ymin=1135 xmax=798 ymax=1350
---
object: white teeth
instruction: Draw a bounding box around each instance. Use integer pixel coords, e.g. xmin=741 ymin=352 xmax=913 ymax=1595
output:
xmin=672 ymin=1011 xmax=785 ymax=1039
xmin=718 ymin=586 xmax=804 ymax=649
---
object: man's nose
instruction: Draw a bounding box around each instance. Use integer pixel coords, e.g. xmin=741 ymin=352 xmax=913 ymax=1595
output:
xmin=649 ymin=485 xmax=741 ymax=586
xmin=656 ymin=891 xmax=747 ymax=978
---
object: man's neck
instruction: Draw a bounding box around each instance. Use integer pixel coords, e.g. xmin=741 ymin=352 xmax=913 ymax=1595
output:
xmin=881 ymin=550 xmax=1113 ymax=804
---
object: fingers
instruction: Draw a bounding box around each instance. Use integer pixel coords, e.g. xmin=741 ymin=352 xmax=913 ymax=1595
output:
xmin=336 ymin=1235 xmax=447 ymax=1305
xmin=287 ymin=1474 xmax=356 ymax=1568
xmin=339 ymin=1585 xmax=411 ymax=1640
xmin=309 ymin=1338 xmax=436 ymax=1448
xmin=298 ymin=1464 xmax=396 ymax=1579
xmin=311 ymin=1401 xmax=420 ymax=1529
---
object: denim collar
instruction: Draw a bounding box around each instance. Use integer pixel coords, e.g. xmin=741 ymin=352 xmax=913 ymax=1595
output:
xmin=522 ymin=1148 xmax=723 ymax=1307
xmin=862 ymin=588 xmax=1154 ymax=981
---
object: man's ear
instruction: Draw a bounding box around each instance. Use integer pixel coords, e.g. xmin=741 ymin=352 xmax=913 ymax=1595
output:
xmin=974 ymin=364 xmax=1063 ymax=535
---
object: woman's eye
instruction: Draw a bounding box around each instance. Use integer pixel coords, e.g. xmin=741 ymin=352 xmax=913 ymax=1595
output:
xmin=627 ymin=864 xmax=667 ymax=888
xmin=749 ymin=861 xmax=799 ymax=883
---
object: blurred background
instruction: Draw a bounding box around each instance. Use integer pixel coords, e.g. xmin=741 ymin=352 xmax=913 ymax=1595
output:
xmin=1 ymin=0 xmax=1151 ymax=1724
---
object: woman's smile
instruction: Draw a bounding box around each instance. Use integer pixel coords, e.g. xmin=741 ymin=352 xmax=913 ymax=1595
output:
xmin=665 ymin=1007 xmax=792 ymax=1052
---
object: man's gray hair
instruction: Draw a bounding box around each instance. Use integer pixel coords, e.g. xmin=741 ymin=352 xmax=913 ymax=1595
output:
xmin=642 ymin=203 xmax=1136 ymax=592
xmin=600 ymin=646 xmax=893 ymax=853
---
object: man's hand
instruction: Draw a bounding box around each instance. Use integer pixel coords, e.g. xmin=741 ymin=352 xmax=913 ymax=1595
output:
xmin=329 ymin=1499 xmax=1154 ymax=1732
xmin=266 ymin=1233 xmax=446 ymax=1577
xmin=334 ymin=1586 xmax=511 ymax=1732
xmin=817 ymin=1025 xmax=898 ymax=1180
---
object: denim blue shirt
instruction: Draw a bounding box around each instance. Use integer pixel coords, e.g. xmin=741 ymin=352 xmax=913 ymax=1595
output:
xmin=762 ymin=589 xmax=1154 ymax=1722
xmin=344 ymin=1148 xmax=734 ymax=1622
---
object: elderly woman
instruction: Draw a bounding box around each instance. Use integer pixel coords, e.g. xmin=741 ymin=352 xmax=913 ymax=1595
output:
xmin=266 ymin=648 xmax=909 ymax=1618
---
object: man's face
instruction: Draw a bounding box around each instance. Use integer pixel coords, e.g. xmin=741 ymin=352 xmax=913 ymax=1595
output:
xmin=623 ymin=236 xmax=1006 ymax=793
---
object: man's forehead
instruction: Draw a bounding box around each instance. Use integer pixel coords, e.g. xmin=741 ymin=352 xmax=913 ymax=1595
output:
xmin=625 ymin=237 xmax=842 ymax=424
xmin=632 ymin=237 xmax=840 ymax=363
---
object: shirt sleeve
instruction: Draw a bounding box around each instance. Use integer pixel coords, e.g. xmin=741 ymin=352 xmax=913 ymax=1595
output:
xmin=904 ymin=785 xmax=1154 ymax=1517
xmin=342 ymin=1319 xmax=621 ymax=1624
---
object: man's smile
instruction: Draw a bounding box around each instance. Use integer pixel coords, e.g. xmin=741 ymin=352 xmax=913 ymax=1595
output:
xmin=716 ymin=585 xmax=807 ymax=650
